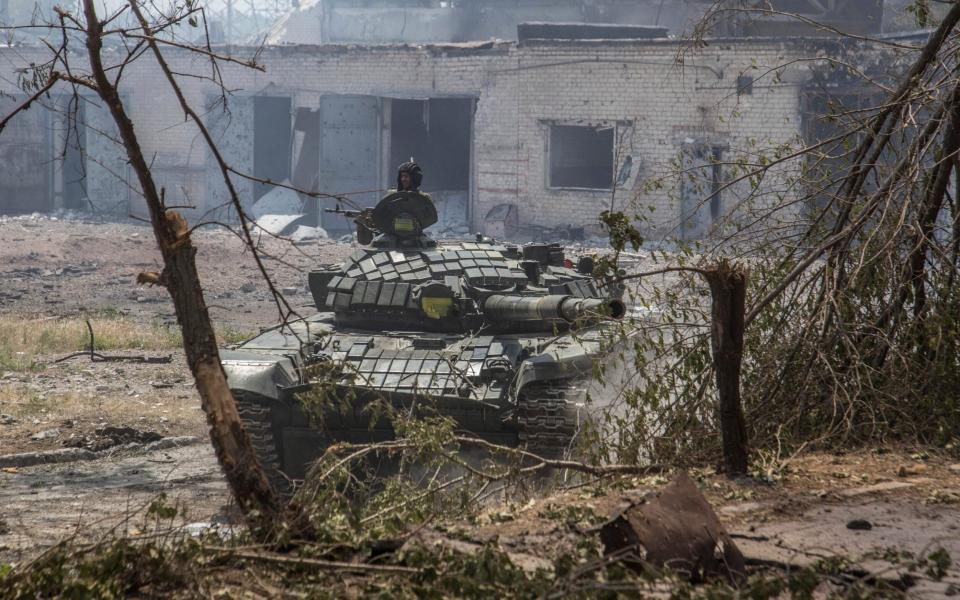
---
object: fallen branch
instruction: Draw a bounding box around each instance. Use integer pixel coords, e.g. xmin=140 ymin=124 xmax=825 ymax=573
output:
xmin=206 ymin=547 xmax=421 ymax=575
xmin=53 ymin=319 xmax=172 ymax=364
xmin=360 ymin=475 xmax=467 ymax=525
xmin=455 ymin=436 xmax=665 ymax=476
xmin=313 ymin=436 xmax=664 ymax=481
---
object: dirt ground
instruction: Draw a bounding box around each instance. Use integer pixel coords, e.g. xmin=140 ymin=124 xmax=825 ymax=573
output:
xmin=0 ymin=212 xmax=354 ymax=330
xmin=0 ymin=214 xmax=959 ymax=595
xmin=0 ymin=214 xmax=351 ymax=562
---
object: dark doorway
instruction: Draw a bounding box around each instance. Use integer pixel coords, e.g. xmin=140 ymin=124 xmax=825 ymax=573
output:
xmin=390 ymin=98 xmax=472 ymax=226
xmin=253 ymin=96 xmax=292 ymax=201
xmin=63 ymin=101 xmax=87 ymax=209
xmin=680 ymin=142 xmax=725 ymax=240
xmin=390 ymin=98 xmax=471 ymax=191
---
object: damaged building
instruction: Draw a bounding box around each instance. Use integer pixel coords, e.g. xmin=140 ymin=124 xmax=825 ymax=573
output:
xmin=0 ymin=0 xmax=906 ymax=240
xmin=267 ymin=0 xmax=885 ymax=44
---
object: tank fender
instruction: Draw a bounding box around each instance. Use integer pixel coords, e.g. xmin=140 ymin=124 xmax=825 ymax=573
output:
xmin=221 ymin=351 xmax=300 ymax=401
xmin=513 ymin=349 xmax=596 ymax=391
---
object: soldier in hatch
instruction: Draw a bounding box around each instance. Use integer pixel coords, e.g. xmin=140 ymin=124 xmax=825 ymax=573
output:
xmin=396 ymin=160 xmax=423 ymax=192
xmin=355 ymin=161 xmax=433 ymax=244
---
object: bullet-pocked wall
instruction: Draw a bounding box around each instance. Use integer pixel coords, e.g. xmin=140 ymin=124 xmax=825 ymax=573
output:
xmin=0 ymin=38 xmax=811 ymax=239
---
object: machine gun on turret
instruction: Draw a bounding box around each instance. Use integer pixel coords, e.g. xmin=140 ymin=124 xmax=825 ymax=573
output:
xmin=323 ymin=207 xmax=368 ymax=220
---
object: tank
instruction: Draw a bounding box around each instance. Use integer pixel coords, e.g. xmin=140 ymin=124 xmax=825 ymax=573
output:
xmin=221 ymin=191 xmax=626 ymax=492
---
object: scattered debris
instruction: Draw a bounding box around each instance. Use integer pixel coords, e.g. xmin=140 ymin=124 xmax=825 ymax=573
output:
xmin=30 ymin=428 xmax=60 ymax=441
xmin=899 ymin=463 xmax=929 ymax=477
xmin=0 ymin=414 xmax=16 ymax=425
xmin=846 ymin=519 xmax=873 ymax=531
xmin=249 ymin=182 xmax=302 ymax=220
xmin=63 ymin=426 xmax=162 ymax=452
xmin=599 ymin=472 xmax=745 ymax=583
xmin=0 ymin=447 xmax=96 ymax=468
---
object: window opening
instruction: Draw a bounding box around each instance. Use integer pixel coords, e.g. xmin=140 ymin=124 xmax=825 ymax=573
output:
xmin=549 ymin=125 xmax=614 ymax=190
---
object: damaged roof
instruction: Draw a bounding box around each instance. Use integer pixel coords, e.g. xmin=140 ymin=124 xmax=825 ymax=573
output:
xmin=517 ymin=22 xmax=670 ymax=42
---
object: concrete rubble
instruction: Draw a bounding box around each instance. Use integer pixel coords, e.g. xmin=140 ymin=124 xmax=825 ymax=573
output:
xmin=251 ymin=182 xmax=329 ymax=243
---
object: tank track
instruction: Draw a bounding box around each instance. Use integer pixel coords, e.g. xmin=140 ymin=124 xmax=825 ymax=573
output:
xmin=233 ymin=390 xmax=291 ymax=496
xmin=232 ymin=382 xmax=587 ymax=494
xmin=516 ymin=381 xmax=587 ymax=459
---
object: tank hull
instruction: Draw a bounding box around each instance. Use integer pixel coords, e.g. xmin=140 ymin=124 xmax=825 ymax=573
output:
xmin=222 ymin=311 xmax=610 ymax=483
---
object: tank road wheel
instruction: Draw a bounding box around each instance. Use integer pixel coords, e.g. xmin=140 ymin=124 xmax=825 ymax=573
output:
xmin=233 ymin=390 xmax=290 ymax=497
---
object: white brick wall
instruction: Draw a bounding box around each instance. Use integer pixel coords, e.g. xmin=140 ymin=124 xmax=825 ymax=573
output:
xmin=0 ymin=38 xmax=811 ymax=238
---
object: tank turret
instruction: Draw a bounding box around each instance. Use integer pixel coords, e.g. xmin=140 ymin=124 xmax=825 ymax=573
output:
xmin=311 ymin=190 xmax=623 ymax=334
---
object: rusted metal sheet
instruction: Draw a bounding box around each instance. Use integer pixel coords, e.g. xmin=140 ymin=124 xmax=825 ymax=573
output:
xmin=600 ymin=472 xmax=745 ymax=583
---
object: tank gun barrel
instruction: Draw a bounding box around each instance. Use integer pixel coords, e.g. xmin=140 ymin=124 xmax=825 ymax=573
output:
xmin=483 ymin=294 xmax=626 ymax=324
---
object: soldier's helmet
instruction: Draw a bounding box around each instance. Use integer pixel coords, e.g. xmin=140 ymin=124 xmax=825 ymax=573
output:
xmin=397 ymin=161 xmax=423 ymax=191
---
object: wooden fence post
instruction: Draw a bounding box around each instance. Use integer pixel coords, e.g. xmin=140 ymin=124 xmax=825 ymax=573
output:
xmin=704 ymin=260 xmax=749 ymax=475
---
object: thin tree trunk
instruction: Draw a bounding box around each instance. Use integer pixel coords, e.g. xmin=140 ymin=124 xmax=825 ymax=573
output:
xmin=80 ymin=0 xmax=280 ymax=531
xmin=704 ymin=261 xmax=749 ymax=476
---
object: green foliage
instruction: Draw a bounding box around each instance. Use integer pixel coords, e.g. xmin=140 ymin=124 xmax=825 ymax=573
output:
xmin=147 ymin=493 xmax=180 ymax=521
xmin=922 ymin=548 xmax=951 ymax=581
xmin=1 ymin=537 xmax=202 ymax=599
xmin=906 ymin=0 xmax=932 ymax=28
xmin=600 ymin=210 xmax=644 ymax=254
xmin=402 ymin=544 xmax=554 ymax=598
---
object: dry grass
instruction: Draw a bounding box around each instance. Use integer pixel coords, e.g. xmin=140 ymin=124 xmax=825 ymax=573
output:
xmin=0 ymin=316 xmax=254 ymax=371
xmin=0 ymin=385 xmax=147 ymax=422
xmin=0 ymin=315 xmax=179 ymax=354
